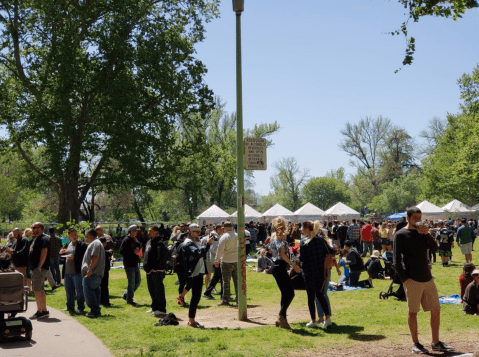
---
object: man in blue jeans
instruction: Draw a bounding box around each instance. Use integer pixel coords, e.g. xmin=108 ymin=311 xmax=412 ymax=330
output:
xmin=120 ymin=225 xmax=142 ymax=305
xmin=82 ymin=228 xmax=105 ymax=318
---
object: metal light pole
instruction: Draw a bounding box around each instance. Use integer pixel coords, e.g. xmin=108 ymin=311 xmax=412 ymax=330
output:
xmin=233 ymin=0 xmax=247 ymax=321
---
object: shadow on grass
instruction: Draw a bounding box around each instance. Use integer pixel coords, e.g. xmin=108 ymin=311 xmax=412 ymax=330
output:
xmin=322 ymin=324 xmax=386 ymax=342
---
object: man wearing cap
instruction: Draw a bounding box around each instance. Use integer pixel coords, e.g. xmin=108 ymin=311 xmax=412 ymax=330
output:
xmin=463 ymin=269 xmax=479 ymax=315
xmin=182 ymin=223 xmax=214 ymax=328
xmin=215 ymin=221 xmax=238 ymax=306
xmin=143 ymin=225 xmax=168 ymax=316
xmin=28 ymin=222 xmax=51 ymax=319
xmin=457 ymin=218 xmax=475 ymax=263
xmin=82 ymin=229 xmax=105 ymax=318
xmin=60 ymin=228 xmax=87 ymax=313
xmin=393 ymin=207 xmax=454 ymax=354
xmin=437 ymin=220 xmax=454 ymax=267
xmin=120 ymin=225 xmax=142 ymax=305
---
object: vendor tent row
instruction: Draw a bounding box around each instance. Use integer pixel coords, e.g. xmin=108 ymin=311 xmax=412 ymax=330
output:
xmin=387 ymin=199 xmax=479 ymax=221
xmin=198 ymin=199 xmax=479 ymax=226
xmin=197 ymin=202 xmax=360 ymax=225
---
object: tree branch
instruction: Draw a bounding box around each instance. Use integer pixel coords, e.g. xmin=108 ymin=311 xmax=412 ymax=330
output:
xmin=16 ymin=143 xmax=58 ymax=190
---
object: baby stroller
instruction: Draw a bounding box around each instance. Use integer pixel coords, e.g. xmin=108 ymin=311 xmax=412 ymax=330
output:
xmin=379 ymin=251 xmax=405 ymax=301
xmin=0 ymin=271 xmax=33 ymax=341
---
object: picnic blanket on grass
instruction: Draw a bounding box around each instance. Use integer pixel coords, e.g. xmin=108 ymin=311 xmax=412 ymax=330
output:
xmin=439 ymin=294 xmax=461 ymax=304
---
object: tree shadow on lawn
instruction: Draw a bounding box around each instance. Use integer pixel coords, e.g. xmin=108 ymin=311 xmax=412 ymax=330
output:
xmin=323 ymin=324 xmax=386 ymax=342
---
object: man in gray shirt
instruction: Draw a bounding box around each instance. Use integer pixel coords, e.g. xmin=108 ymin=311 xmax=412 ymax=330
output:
xmin=215 ymin=221 xmax=238 ymax=306
xmin=82 ymin=228 xmax=105 ymax=318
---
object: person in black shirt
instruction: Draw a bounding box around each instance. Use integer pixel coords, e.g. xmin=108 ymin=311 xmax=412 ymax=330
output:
xmin=28 ymin=222 xmax=51 ymax=319
xmin=143 ymin=225 xmax=168 ymax=316
xmin=393 ymin=207 xmax=454 ymax=354
xmin=120 ymin=225 xmax=142 ymax=305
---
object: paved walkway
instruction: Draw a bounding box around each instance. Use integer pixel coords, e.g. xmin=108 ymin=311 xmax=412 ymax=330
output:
xmin=0 ymin=300 xmax=114 ymax=357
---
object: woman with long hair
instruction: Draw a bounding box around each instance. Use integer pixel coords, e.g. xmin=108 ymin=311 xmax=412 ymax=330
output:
xmin=300 ymin=221 xmax=336 ymax=328
xmin=270 ymin=216 xmax=301 ymax=329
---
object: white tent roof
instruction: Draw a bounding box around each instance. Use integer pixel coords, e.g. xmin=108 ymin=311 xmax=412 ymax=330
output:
xmin=230 ymin=204 xmax=263 ymax=219
xmin=472 ymin=203 xmax=479 ymax=211
xmin=415 ymin=200 xmax=445 ymax=214
xmin=442 ymin=199 xmax=474 ymax=213
xmin=294 ymin=203 xmax=325 ymax=216
xmin=262 ymin=203 xmax=294 ymax=219
xmin=324 ymin=202 xmax=360 ymax=217
xmin=197 ymin=205 xmax=230 ymax=219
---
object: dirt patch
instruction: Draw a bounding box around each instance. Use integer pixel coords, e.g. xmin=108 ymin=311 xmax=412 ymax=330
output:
xmin=174 ymin=303 xmax=310 ymax=329
xmin=172 ymin=305 xmax=478 ymax=356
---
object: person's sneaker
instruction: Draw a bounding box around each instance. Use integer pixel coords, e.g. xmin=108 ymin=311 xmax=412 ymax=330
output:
xmin=38 ymin=310 xmax=50 ymax=319
xmin=412 ymin=343 xmax=428 ymax=354
xmin=306 ymin=321 xmax=318 ymax=328
xmin=322 ymin=318 xmax=332 ymax=328
xmin=431 ymin=341 xmax=455 ymax=352
xmin=127 ymin=301 xmax=137 ymax=306
xmin=146 ymin=309 xmax=153 ymax=313
xmin=177 ymin=296 xmax=186 ymax=306
xmin=187 ymin=321 xmax=204 ymax=329
xmin=202 ymin=294 xmax=215 ymax=300
xmin=217 ymin=300 xmax=230 ymax=306
xmin=122 ymin=293 xmax=127 ymax=301
xmin=30 ymin=311 xmax=43 ymax=319
xmin=86 ymin=312 xmax=101 ymax=318
xmin=153 ymin=311 xmax=167 ymax=317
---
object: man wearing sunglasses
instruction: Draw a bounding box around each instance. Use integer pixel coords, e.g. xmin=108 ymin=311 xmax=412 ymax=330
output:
xmin=29 ymin=222 xmax=51 ymax=319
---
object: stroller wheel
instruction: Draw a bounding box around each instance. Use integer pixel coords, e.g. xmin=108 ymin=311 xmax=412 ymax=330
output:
xmin=25 ymin=330 xmax=32 ymax=340
xmin=379 ymin=291 xmax=388 ymax=300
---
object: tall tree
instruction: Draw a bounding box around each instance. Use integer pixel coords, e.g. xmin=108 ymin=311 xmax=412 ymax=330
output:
xmin=421 ymin=65 xmax=479 ymax=206
xmin=339 ymin=116 xmax=392 ymax=197
xmin=270 ymin=157 xmax=309 ymax=211
xmin=418 ymin=117 xmax=447 ymax=157
xmin=0 ymin=0 xmax=218 ymax=226
xmin=302 ymin=176 xmax=350 ymax=211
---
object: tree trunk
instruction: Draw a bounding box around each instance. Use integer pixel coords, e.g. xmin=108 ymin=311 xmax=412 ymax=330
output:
xmin=57 ymin=175 xmax=81 ymax=230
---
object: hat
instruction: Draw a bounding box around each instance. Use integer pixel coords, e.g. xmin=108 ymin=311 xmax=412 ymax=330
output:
xmin=223 ymin=221 xmax=233 ymax=227
xmin=128 ymin=225 xmax=139 ymax=232
xmin=472 ymin=269 xmax=479 ymax=276
xmin=189 ymin=223 xmax=200 ymax=232
xmin=371 ymin=250 xmax=380 ymax=258
xmin=99 ymin=237 xmax=107 ymax=243
xmin=68 ymin=228 xmax=77 ymax=233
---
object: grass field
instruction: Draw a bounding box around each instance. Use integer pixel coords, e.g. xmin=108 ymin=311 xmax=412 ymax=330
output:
xmin=30 ymin=245 xmax=479 ymax=356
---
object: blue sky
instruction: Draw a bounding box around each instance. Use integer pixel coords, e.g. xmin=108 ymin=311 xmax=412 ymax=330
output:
xmin=194 ymin=0 xmax=479 ymax=196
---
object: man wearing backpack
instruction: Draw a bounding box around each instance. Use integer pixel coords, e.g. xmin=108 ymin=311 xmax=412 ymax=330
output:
xmin=143 ymin=225 xmax=168 ymax=316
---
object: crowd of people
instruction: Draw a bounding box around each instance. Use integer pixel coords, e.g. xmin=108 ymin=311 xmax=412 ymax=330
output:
xmin=1 ymin=211 xmax=478 ymax=354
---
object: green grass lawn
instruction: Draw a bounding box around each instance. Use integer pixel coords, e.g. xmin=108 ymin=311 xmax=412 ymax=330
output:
xmin=42 ymin=245 xmax=479 ymax=356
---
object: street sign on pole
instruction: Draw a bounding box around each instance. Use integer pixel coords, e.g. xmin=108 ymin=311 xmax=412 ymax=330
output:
xmin=244 ymin=138 xmax=267 ymax=170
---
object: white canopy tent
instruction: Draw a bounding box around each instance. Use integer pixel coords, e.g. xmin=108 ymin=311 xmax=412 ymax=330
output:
xmin=230 ymin=204 xmax=264 ymax=223
xmin=294 ymin=203 xmax=325 ymax=222
xmin=197 ymin=205 xmax=231 ymax=226
xmin=442 ymin=199 xmax=477 ymax=220
xmin=262 ymin=203 xmax=295 ymax=221
xmin=414 ymin=200 xmax=447 ymax=221
xmin=324 ymin=202 xmax=360 ymax=222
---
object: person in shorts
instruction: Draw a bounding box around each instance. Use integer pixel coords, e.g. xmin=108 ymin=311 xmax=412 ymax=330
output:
xmin=28 ymin=222 xmax=51 ymax=319
xmin=393 ymin=207 xmax=454 ymax=354
xmin=437 ymin=221 xmax=454 ymax=267
xmin=456 ymin=218 xmax=475 ymax=263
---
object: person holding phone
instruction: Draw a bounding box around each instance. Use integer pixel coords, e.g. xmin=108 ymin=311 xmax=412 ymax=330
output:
xmin=393 ymin=207 xmax=454 ymax=354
